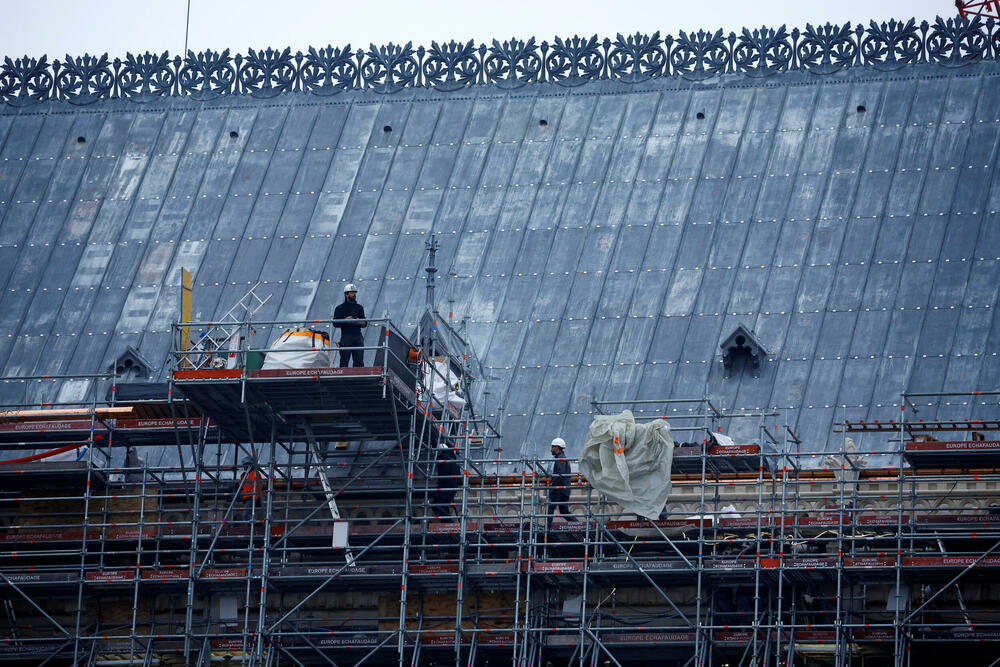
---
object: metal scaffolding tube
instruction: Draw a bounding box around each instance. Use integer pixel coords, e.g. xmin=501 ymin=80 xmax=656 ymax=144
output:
xmin=3 ymin=335 xmax=1000 ymax=665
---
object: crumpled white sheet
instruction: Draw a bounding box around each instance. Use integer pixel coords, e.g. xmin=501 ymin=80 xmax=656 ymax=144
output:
xmin=578 ymin=410 xmax=674 ymax=520
xmin=261 ymin=329 xmax=332 ymax=369
xmin=421 ymin=359 xmax=467 ymax=412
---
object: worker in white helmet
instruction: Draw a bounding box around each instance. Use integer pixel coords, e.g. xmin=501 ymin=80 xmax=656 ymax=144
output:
xmin=547 ymin=437 xmax=577 ymax=530
xmin=333 ymin=283 xmax=367 ymax=367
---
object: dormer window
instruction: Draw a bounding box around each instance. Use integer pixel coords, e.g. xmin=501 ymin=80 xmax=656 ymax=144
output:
xmin=720 ymin=324 xmax=767 ymax=370
xmin=109 ymin=346 xmax=153 ymax=381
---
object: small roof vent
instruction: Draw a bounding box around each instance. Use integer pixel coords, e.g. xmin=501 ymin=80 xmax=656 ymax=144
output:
xmin=108 ymin=346 xmax=153 ymax=381
xmin=720 ymin=324 xmax=768 ymax=370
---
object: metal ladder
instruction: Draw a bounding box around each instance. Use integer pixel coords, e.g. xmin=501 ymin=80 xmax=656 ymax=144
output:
xmin=303 ymin=424 xmax=355 ymax=566
xmin=188 ymin=282 xmax=272 ymax=370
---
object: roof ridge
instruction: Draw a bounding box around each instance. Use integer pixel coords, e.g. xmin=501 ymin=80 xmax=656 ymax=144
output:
xmin=1 ymin=16 xmax=998 ymax=106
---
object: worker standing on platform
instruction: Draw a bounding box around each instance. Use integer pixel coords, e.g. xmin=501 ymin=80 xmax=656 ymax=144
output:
xmin=547 ymin=437 xmax=577 ymax=530
xmin=240 ymin=458 xmax=263 ymax=524
xmin=333 ymin=283 xmax=367 ymax=367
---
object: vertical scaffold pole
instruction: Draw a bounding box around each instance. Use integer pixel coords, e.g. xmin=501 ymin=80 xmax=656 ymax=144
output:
xmin=752 ymin=418 xmax=767 ymax=666
xmin=834 ymin=428 xmax=846 ymax=667
xmin=512 ymin=462 xmax=527 ymax=665
xmin=577 ymin=485 xmax=592 ymax=667
xmin=694 ymin=397 xmax=711 ymax=665
xmin=128 ymin=448 xmax=149 ymax=665
xmin=520 ymin=459 xmax=540 ymax=667
xmin=774 ymin=420 xmax=790 ymax=667
xmin=397 ymin=321 xmax=421 ymax=665
xmin=893 ymin=402 xmax=907 ymax=665
xmin=182 ymin=392 xmax=207 ymax=663
xmin=255 ymin=421 xmax=278 ymax=663
xmin=72 ymin=382 xmax=100 ymax=664
xmin=454 ymin=410 xmax=471 ymax=667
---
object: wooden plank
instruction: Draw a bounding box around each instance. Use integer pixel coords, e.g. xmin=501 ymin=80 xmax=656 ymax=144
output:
xmin=0 ymin=406 xmax=134 ymax=423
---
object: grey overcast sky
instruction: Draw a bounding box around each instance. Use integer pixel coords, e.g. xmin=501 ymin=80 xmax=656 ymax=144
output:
xmin=2 ymin=0 xmax=951 ymax=58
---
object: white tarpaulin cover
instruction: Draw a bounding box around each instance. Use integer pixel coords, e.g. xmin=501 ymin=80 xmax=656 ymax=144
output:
xmin=261 ymin=329 xmax=332 ymax=369
xmin=421 ymin=358 xmax=467 ymax=412
xmin=712 ymin=432 xmax=736 ymax=447
xmin=578 ymin=410 xmax=674 ymax=520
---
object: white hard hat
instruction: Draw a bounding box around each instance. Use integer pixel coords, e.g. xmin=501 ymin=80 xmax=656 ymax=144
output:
xmin=550 ymin=437 xmax=566 ymax=449
xmin=344 ymin=283 xmax=358 ymax=293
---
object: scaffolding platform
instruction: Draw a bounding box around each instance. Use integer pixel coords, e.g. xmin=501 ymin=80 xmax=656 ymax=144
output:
xmin=3 ymin=510 xmax=998 ymax=553
xmin=172 ymin=367 xmax=431 ymax=442
xmin=844 ymin=419 xmax=1000 ymax=433
xmin=0 ymin=415 xmax=209 ymax=448
xmin=673 ymin=443 xmax=762 ymax=474
xmin=0 ymin=418 xmax=98 ymax=444
xmin=0 ymin=460 xmax=108 ymax=488
xmin=905 ymin=440 xmax=1000 ymax=468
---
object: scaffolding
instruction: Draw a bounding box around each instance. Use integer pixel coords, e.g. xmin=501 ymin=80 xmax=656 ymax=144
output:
xmin=0 ymin=322 xmax=998 ymax=666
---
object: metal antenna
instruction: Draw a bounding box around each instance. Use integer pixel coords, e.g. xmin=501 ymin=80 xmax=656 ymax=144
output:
xmin=425 ymin=234 xmax=439 ymax=312
xmin=183 ymin=0 xmax=192 ymax=55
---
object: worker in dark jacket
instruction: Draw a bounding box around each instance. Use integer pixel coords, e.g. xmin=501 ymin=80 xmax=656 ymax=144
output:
xmin=431 ymin=445 xmax=461 ymax=519
xmin=333 ymin=283 xmax=367 ymax=367
xmin=547 ymin=437 xmax=577 ymax=529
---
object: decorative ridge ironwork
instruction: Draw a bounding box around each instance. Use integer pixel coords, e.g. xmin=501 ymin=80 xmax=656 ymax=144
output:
xmin=1 ymin=16 xmax=997 ymax=107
